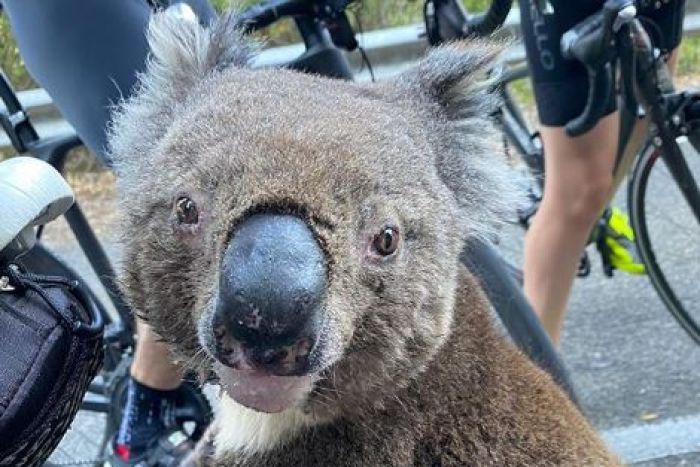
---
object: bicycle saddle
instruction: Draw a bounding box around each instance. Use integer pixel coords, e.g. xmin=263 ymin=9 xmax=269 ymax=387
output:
xmin=0 ymin=156 xmax=73 ymax=257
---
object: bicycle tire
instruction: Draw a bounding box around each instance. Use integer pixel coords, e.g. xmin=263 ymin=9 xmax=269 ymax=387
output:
xmin=467 ymin=0 xmax=513 ymax=37
xmin=628 ymin=140 xmax=700 ymax=344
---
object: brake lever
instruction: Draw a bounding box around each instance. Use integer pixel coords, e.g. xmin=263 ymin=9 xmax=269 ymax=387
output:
xmin=326 ymin=12 xmax=358 ymax=51
xmin=565 ymin=65 xmax=614 ymax=137
xmin=560 ymin=0 xmax=635 ymax=137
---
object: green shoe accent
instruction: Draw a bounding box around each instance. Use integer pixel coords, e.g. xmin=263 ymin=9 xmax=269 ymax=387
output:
xmin=603 ymin=207 xmax=646 ymax=275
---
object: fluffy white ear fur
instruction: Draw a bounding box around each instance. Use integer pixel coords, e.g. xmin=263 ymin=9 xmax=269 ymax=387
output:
xmin=108 ymin=9 xmax=257 ymax=179
xmin=215 ymin=395 xmax=317 ymax=457
xmin=387 ymin=41 xmax=524 ymax=240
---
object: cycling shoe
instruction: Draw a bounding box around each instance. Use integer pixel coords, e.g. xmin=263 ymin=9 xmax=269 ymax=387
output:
xmin=106 ymin=431 xmax=193 ymax=467
xmin=601 ymin=207 xmax=646 ymax=275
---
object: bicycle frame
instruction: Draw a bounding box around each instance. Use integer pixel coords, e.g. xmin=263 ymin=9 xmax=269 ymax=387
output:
xmin=619 ymin=18 xmax=700 ymax=227
xmin=287 ymin=16 xmax=355 ymax=80
xmin=488 ymin=63 xmax=543 ymax=195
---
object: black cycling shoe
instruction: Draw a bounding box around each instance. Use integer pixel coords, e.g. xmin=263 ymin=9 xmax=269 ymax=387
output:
xmin=106 ymin=378 xmax=191 ymax=467
xmin=107 ymin=431 xmax=193 ymax=467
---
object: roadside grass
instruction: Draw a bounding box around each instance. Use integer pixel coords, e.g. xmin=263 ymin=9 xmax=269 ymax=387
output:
xmin=679 ymin=35 xmax=700 ymax=76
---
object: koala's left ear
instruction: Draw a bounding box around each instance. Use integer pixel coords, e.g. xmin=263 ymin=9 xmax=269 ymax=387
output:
xmin=108 ymin=9 xmax=257 ymax=176
xmin=385 ymin=41 xmax=521 ymax=239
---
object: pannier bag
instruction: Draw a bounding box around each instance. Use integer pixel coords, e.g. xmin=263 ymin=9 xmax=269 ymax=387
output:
xmin=0 ymin=265 xmax=103 ymax=466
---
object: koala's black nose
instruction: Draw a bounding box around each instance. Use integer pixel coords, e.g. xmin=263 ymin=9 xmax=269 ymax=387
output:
xmin=215 ymin=214 xmax=326 ymax=371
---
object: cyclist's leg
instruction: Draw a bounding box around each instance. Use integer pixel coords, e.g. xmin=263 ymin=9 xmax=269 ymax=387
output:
xmin=518 ymin=0 xmax=617 ymax=344
xmin=523 ymin=118 xmax=618 ymax=343
xmin=131 ymin=320 xmax=184 ymax=389
xmin=518 ymin=0 xmax=685 ymax=343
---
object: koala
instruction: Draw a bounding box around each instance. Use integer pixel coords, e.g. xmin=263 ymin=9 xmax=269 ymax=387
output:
xmin=108 ymin=9 xmax=619 ymax=467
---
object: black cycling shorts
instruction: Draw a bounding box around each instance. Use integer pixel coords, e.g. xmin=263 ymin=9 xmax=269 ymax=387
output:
xmin=518 ymin=0 xmax=686 ymax=127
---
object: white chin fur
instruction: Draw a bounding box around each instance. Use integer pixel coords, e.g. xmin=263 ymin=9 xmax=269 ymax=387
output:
xmin=214 ymin=393 xmax=319 ymax=457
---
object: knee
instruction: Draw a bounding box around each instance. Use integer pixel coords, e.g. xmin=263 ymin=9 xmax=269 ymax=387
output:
xmin=544 ymin=172 xmax=613 ymax=229
xmin=565 ymin=174 xmax=613 ymax=227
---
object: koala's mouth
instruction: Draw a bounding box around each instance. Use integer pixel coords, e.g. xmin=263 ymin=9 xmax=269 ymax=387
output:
xmin=204 ymin=315 xmax=338 ymax=413
xmin=215 ymin=362 xmax=317 ymax=413
xmin=201 ymin=309 xmax=340 ymax=413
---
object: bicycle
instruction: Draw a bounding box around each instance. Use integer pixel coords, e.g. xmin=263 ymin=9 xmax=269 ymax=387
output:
xmin=424 ymin=0 xmax=700 ymax=345
xmin=0 ymin=1 xmax=573 ymax=463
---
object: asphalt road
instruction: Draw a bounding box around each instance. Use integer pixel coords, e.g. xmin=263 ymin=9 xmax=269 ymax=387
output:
xmin=43 ymin=142 xmax=700 ymax=465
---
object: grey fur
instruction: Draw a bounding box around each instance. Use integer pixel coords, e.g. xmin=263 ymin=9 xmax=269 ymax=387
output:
xmin=108 ymin=10 xmax=257 ymax=182
xmin=109 ymin=9 xmax=617 ymax=467
xmin=390 ymin=40 xmax=523 ymax=238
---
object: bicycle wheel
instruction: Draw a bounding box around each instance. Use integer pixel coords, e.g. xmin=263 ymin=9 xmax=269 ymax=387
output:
xmin=628 ymin=138 xmax=700 ymax=344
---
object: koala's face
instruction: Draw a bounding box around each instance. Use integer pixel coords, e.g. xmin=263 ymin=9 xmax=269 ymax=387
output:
xmin=111 ymin=12 xmax=511 ymax=418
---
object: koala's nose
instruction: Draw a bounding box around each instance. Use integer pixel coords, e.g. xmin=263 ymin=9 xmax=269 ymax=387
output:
xmin=215 ymin=214 xmax=327 ymax=370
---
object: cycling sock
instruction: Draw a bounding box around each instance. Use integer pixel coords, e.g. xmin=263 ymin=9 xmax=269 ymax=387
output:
xmin=113 ymin=377 xmax=178 ymax=462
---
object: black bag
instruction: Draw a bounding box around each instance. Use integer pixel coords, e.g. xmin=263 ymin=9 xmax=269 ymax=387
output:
xmin=0 ymin=265 xmax=103 ymax=466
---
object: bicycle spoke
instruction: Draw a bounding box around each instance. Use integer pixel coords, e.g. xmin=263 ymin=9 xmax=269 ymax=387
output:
xmin=644 ymin=165 xmax=685 ymax=234
xmin=629 ymin=139 xmax=700 ymax=344
xmin=661 ymin=139 xmax=700 ymax=227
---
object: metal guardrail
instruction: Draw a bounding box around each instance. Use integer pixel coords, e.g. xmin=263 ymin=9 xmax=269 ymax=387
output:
xmin=2 ymin=10 xmax=699 ymax=150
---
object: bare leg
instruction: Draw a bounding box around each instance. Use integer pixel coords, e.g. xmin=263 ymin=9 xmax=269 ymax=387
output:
xmin=523 ymin=113 xmax=619 ymax=344
xmin=131 ymin=319 xmax=183 ymax=390
xmin=524 ymin=50 xmax=681 ymax=345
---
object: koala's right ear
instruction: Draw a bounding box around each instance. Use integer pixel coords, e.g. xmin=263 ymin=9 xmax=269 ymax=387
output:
xmin=108 ymin=9 xmax=257 ymax=173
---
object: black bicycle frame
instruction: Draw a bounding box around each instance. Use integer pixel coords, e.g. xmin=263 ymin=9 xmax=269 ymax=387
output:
xmin=490 ymin=63 xmax=544 ymax=184
xmin=621 ymin=19 xmax=700 ymax=228
xmin=287 ymin=17 xmax=355 ymax=80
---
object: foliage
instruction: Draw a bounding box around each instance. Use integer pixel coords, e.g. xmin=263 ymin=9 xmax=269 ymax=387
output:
xmin=508 ymin=77 xmax=534 ymax=107
xmin=678 ymin=35 xmax=700 ymax=76
xmin=0 ymin=15 xmax=35 ymax=90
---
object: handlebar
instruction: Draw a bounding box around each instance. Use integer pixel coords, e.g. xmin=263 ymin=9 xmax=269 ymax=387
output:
xmin=238 ymin=0 xmax=356 ymax=33
xmin=237 ymin=0 xmax=310 ymax=33
xmin=424 ymin=0 xmax=513 ymax=46
xmin=560 ymin=0 xmax=636 ymax=137
xmin=238 ymin=0 xmax=358 ymax=53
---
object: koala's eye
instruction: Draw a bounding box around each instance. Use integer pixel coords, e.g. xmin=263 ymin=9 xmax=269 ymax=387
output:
xmin=372 ymin=226 xmax=399 ymax=257
xmin=175 ymin=197 xmax=199 ymax=225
